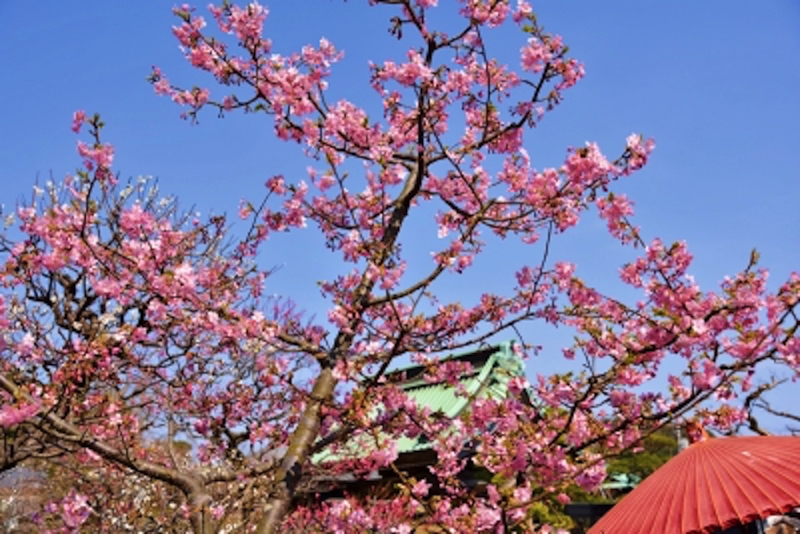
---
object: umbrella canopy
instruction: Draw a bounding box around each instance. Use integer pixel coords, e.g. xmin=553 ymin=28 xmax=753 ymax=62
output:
xmin=589 ymin=436 xmax=800 ymax=534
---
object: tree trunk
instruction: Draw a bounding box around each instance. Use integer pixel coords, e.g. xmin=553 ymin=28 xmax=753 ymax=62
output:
xmin=255 ymin=367 xmax=336 ymax=534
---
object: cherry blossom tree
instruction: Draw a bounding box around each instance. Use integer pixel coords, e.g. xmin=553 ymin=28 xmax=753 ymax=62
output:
xmin=1 ymin=1 xmax=798 ymax=532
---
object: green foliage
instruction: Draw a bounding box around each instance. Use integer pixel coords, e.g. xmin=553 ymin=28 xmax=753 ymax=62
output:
xmin=607 ymin=425 xmax=679 ymax=481
xmin=526 ymin=500 xmax=574 ymax=531
xmin=567 ymin=425 xmax=679 ymax=506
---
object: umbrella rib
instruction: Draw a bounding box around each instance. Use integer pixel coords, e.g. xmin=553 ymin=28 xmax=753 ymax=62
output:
xmin=722 ymin=440 xmax=799 ymax=519
xmin=706 ymin=441 xmax=754 ymax=529
xmin=587 ymin=437 xmax=800 ymax=534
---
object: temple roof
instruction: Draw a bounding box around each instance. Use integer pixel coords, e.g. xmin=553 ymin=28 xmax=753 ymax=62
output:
xmin=315 ymin=341 xmax=527 ymax=463
xmin=388 ymin=341 xmax=526 ymax=455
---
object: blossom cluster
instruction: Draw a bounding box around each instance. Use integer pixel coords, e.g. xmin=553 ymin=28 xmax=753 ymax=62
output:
xmin=0 ymin=0 xmax=797 ymax=532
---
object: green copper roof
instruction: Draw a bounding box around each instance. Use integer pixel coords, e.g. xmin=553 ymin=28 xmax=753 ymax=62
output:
xmin=601 ymin=473 xmax=641 ymax=490
xmin=391 ymin=341 xmax=524 ymax=454
xmin=315 ymin=341 xmax=526 ymax=462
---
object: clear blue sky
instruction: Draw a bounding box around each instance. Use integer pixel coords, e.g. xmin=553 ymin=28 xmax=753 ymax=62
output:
xmin=2 ymin=2 xmax=799 ymax=430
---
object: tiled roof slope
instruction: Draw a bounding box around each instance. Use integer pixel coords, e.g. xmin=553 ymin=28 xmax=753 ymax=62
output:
xmin=389 ymin=341 xmax=525 ymax=454
xmin=315 ymin=341 xmax=526 ymax=463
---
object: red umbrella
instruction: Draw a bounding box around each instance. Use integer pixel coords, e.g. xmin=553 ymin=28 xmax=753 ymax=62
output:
xmin=589 ymin=436 xmax=800 ymax=534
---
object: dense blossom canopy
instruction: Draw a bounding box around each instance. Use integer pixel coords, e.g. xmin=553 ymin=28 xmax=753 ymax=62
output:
xmin=1 ymin=1 xmax=798 ymax=532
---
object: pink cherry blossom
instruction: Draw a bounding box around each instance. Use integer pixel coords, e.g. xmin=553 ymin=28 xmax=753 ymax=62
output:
xmin=71 ymin=110 xmax=86 ymax=133
xmin=0 ymin=2 xmax=796 ymax=533
xmin=0 ymin=401 xmax=40 ymax=428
